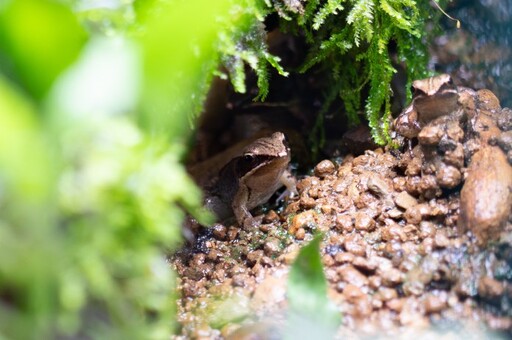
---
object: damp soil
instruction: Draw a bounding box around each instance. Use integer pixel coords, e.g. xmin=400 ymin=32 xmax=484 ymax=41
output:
xmin=173 ymin=134 xmax=512 ymax=339
xmin=172 ymin=86 xmax=512 ymax=339
xmin=171 ymin=2 xmax=512 ymax=338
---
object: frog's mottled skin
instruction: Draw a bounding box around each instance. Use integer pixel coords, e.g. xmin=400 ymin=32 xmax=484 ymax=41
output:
xmin=196 ymin=132 xmax=296 ymax=226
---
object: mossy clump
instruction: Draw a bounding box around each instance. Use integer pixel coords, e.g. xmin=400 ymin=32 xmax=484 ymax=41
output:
xmin=217 ymin=0 xmax=445 ymax=146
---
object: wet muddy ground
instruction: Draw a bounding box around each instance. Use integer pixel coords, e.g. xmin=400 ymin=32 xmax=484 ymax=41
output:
xmin=171 ymin=85 xmax=512 ymax=339
xmin=171 ymin=2 xmax=512 ymax=338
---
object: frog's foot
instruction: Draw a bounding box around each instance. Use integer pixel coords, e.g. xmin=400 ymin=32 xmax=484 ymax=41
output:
xmin=280 ymin=170 xmax=297 ymax=198
xmin=276 ymin=188 xmax=294 ymax=203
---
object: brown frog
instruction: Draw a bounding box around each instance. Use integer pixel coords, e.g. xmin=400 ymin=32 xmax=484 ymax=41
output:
xmin=189 ymin=132 xmax=297 ymax=227
xmin=394 ymin=74 xmax=460 ymax=139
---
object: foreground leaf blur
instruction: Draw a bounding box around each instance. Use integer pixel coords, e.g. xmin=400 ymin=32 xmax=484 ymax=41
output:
xmin=0 ymin=0 xmax=231 ymax=337
xmin=286 ymin=234 xmax=340 ymax=339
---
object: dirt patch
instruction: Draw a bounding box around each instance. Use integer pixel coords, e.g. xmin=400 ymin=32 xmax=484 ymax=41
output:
xmin=172 ymin=82 xmax=512 ymax=338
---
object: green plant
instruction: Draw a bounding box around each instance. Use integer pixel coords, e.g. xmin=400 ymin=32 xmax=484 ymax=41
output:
xmin=214 ymin=1 xmax=441 ymax=147
xmin=286 ymin=234 xmax=340 ymax=339
xmin=0 ymin=0 xmax=231 ymax=338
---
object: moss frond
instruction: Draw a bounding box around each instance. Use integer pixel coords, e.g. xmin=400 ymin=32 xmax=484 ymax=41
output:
xmin=213 ymin=0 xmax=440 ymax=144
xmin=346 ymin=0 xmax=374 ymax=47
xmin=313 ymin=0 xmax=345 ymax=30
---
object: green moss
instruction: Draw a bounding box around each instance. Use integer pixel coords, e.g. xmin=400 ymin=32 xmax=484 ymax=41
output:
xmin=219 ymin=0 xmax=440 ymax=145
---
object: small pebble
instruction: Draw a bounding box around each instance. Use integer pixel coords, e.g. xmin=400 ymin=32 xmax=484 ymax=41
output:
xmin=314 ymin=159 xmax=336 ymax=178
xmin=395 ymin=191 xmax=418 ymax=210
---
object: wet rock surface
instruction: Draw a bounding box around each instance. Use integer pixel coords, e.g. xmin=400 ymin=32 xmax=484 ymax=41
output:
xmin=172 ymin=83 xmax=511 ymax=338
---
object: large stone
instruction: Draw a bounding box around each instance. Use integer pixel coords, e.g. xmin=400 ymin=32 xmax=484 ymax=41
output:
xmin=460 ymin=146 xmax=512 ymax=245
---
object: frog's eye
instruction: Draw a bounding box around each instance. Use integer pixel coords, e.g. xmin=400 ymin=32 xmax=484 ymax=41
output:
xmin=235 ymin=154 xmax=258 ymax=176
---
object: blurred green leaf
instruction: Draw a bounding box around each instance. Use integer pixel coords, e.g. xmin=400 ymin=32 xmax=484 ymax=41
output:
xmin=0 ymin=0 xmax=229 ymax=337
xmin=0 ymin=0 xmax=87 ymax=100
xmin=286 ymin=234 xmax=340 ymax=339
xmin=139 ymin=0 xmax=232 ymax=137
xmin=0 ymin=75 xmax=55 ymax=217
xmin=0 ymin=73 xmax=61 ymax=338
xmin=208 ymin=292 xmax=251 ymax=328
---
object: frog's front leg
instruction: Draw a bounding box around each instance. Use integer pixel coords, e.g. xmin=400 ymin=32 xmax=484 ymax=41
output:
xmin=232 ymin=186 xmax=253 ymax=226
xmin=275 ymin=170 xmax=298 ymax=202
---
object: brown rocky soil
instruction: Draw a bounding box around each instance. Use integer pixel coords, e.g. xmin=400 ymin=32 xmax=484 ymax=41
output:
xmin=172 ymin=84 xmax=512 ymax=339
xmin=172 ymin=2 xmax=512 ymax=337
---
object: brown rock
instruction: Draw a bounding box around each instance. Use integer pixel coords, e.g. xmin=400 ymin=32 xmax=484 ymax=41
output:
xmin=404 ymin=203 xmax=430 ymax=225
xmin=336 ymin=214 xmax=353 ymax=232
xmin=386 ymin=298 xmax=404 ymax=312
xmin=343 ymin=284 xmax=364 ymax=302
xmin=368 ymin=275 xmax=382 ymax=290
xmin=314 ymin=159 xmax=336 ymax=178
xmin=423 ymin=294 xmax=447 ymax=314
xmin=189 ymin=253 xmax=206 ymax=267
xmin=289 ymin=210 xmax=317 ymax=234
xmin=394 ymin=191 xmax=418 ymax=210
xmin=419 ymin=237 xmax=434 ymax=255
xmin=436 ymin=163 xmax=462 ymax=189
xmin=418 ymin=125 xmax=443 ymax=145
xmin=246 ymin=250 xmax=264 ymax=266
xmin=477 ymin=89 xmax=501 ymax=111
xmin=444 ymin=143 xmax=464 ymax=168
xmin=445 ymin=120 xmax=465 ymax=142
xmin=297 ymin=176 xmax=320 ymax=192
xmin=495 ymin=130 xmax=512 ymax=152
xmin=460 ymin=146 xmax=512 ymax=245
xmin=299 ymin=194 xmax=316 ymax=209
xmin=227 ymin=227 xmax=239 ymax=241
xmin=381 ymin=223 xmax=406 ymax=242
xmin=352 ymin=256 xmax=377 ymax=272
xmin=338 ymin=265 xmax=369 ymax=287
xmin=418 ymin=175 xmax=442 ymax=199
xmin=263 ymin=210 xmax=280 ymax=223
xmin=399 ymin=298 xmax=426 ymax=327
xmin=344 ymin=234 xmax=367 ymax=257
xmin=207 ymin=249 xmax=220 ymax=262
xmin=333 ymin=178 xmax=348 ymax=193
xmin=472 ymin=113 xmax=502 ymax=144
xmin=354 ymin=211 xmax=375 ymax=231
xmin=478 ymin=277 xmax=504 ymax=298
xmin=336 ymin=195 xmax=353 ymax=212
xmin=405 ymin=176 xmax=422 ymax=196
xmin=232 ymin=274 xmax=248 ymax=287
xmin=354 ymin=295 xmax=373 ymax=317
xmin=263 ymin=237 xmax=281 ymax=257
xmin=376 ymin=287 xmax=398 ymax=301
xmin=212 ymin=224 xmax=228 ymax=240
xmin=367 ymin=174 xmax=391 ymax=197
xmin=419 ymin=221 xmax=436 ymax=239
xmin=334 ymin=252 xmax=355 ymax=264
xmin=251 ymin=275 xmax=286 ymax=310
xmin=387 ymin=208 xmax=403 ymax=219
xmin=434 ymin=231 xmax=450 ymax=248
xmin=497 ymin=107 xmax=512 ymax=131
xmin=393 ymin=177 xmax=407 ymax=192
xmin=322 ymin=254 xmax=335 ymax=267
xmin=295 ymin=227 xmax=305 ymax=240
xmin=405 ymin=157 xmax=422 ymax=176
xmin=379 ymin=268 xmax=403 ymax=286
